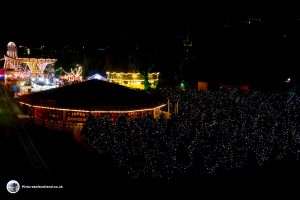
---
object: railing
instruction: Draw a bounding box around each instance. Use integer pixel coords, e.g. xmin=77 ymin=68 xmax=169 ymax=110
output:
xmin=0 ymin=83 xmax=50 ymax=180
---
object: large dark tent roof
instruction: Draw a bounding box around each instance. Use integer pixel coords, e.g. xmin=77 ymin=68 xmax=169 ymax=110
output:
xmin=19 ymin=80 xmax=165 ymax=111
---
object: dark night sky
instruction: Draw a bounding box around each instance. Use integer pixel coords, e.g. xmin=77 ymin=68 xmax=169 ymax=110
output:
xmin=1 ymin=3 xmax=299 ymax=84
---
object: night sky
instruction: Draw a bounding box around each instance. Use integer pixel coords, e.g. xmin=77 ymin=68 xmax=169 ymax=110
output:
xmin=1 ymin=3 xmax=299 ymax=85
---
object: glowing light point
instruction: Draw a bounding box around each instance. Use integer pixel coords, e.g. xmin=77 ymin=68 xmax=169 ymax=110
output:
xmin=180 ymin=82 xmax=186 ymax=90
xmin=38 ymin=76 xmax=44 ymax=82
xmin=87 ymin=73 xmax=107 ymax=81
xmin=95 ymin=74 xmax=101 ymax=80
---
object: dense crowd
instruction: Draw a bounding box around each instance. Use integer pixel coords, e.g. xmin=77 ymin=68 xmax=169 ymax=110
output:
xmin=81 ymin=87 xmax=300 ymax=181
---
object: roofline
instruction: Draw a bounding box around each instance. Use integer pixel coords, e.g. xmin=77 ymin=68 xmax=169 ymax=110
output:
xmin=20 ymin=102 xmax=166 ymax=113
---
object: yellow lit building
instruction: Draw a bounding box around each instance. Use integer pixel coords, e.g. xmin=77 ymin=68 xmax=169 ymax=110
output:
xmin=106 ymin=72 xmax=159 ymax=90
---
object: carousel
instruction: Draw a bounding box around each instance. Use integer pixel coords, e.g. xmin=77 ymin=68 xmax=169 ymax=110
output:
xmin=19 ymin=79 xmax=166 ymax=132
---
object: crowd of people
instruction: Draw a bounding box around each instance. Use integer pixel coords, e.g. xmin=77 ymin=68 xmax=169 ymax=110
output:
xmin=81 ymin=87 xmax=300 ymax=181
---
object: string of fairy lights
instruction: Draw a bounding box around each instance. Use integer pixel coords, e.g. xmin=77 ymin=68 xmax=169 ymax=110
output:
xmin=81 ymin=88 xmax=300 ymax=181
xmin=19 ymin=101 xmax=166 ymax=114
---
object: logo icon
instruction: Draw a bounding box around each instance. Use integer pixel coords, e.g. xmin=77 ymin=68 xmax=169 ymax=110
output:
xmin=6 ymin=180 xmax=20 ymax=194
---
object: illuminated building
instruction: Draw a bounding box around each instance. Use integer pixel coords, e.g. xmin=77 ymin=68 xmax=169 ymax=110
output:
xmin=4 ymin=42 xmax=21 ymax=69
xmin=2 ymin=42 xmax=57 ymax=95
xmin=19 ymin=80 xmax=166 ymax=132
xmin=7 ymin=42 xmax=18 ymax=58
xmin=3 ymin=42 xmax=57 ymax=74
xmin=106 ymin=72 xmax=159 ymax=90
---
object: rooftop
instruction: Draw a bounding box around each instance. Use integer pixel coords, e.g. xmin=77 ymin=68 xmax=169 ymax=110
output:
xmin=19 ymin=80 xmax=165 ymax=111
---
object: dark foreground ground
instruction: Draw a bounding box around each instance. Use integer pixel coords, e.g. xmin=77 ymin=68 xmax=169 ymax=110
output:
xmin=0 ymin=83 xmax=299 ymax=198
xmin=1 ymin=124 xmax=299 ymax=198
